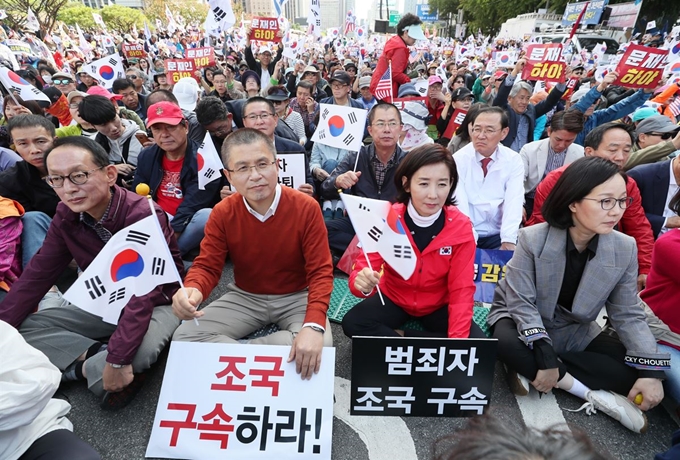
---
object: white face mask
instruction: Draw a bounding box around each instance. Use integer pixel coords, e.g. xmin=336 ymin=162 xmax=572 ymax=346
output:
xmin=42 ymin=75 xmax=52 ymax=84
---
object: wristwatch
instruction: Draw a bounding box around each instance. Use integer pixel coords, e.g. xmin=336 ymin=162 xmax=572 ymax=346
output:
xmin=306 ymin=324 xmax=325 ymax=334
xmin=108 ymin=363 xmax=127 ymax=369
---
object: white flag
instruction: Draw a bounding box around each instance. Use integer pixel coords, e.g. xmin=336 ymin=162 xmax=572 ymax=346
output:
xmin=307 ymin=0 xmax=321 ymax=38
xmin=341 ymin=195 xmax=417 ymax=279
xmin=207 ymin=0 xmax=236 ymax=33
xmin=591 ymin=42 xmax=608 ymax=67
xmin=0 ymin=67 xmax=50 ymax=103
xmin=63 ymin=211 xmax=181 ymax=325
xmin=646 ymin=20 xmax=656 ymax=30
xmin=25 ymin=8 xmax=40 ymax=32
xmin=93 ymin=13 xmax=106 ymax=29
xmin=165 ymin=5 xmax=178 ymax=34
xmin=85 ymin=53 xmax=125 ymax=89
xmin=76 ymin=24 xmax=92 ymax=54
xmin=340 ymin=194 xmax=391 ymax=254
xmin=144 ymin=21 xmax=152 ymax=40
xmin=311 ymin=104 xmax=367 ymax=152
xmin=197 ymin=132 xmax=223 ymax=190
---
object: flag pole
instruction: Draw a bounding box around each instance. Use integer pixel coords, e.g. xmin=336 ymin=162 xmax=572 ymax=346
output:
xmin=352 ymin=150 xmax=360 ymax=172
xmin=0 ymin=78 xmax=22 ymax=105
xmin=388 ymin=59 xmax=393 ymax=104
xmin=145 ymin=196 xmax=200 ymax=326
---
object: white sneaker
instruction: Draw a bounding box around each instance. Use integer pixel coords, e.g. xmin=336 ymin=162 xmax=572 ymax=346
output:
xmin=567 ymin=390 xmax=648 ymax=433
xmin=505 ymin=365 xmax=530 ymax=396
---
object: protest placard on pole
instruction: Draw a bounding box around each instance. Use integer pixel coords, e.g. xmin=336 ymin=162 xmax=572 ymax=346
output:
xmin=521 ymin=44 xmax=566 ymax=84
xmin=350 ymin=337 xmax=497 ymax=417
xmin=614 ymin=43 xmax=669 ymax=90
xmin=186 ymin=47 xmax=216 ymax=69
xmin=249 ymin=17 xmax=281 ymax=43
xmin=146 ymin=343 xmax=335 ymax=459
xmin=165 ymin=58 xmax=198 ymax=84
xmin=121 ymin=43 xmax=147 ymax=59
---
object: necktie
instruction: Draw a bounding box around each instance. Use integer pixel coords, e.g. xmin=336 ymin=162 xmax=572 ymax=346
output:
xmin=481 ymin=157 xmax=492 ymax=177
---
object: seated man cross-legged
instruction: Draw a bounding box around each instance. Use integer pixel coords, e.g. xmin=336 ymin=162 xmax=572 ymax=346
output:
xmin=172 ymin=128 xmax=333 ymax=379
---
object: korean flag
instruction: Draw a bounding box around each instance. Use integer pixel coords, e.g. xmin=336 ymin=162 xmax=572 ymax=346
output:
xmin=0 ymin=67 xmax=50 ymax=103
xmin=311 ymin=104 xmax=367 ymax=152
xmin=196 ymin=132 xmax=224 ymax=190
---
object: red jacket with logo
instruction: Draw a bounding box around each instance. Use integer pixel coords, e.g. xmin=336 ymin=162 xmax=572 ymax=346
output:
xmin=349 ymin=203 xmax=477 ymax=338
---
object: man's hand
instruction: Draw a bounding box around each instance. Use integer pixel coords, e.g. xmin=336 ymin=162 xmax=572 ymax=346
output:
xmin=512 ymin=58 xmax=526 ymax=77
xmin=531 ymin=368 xmax=559 ymax=393
xmin=313 ymin=167 xmax=330 ymax=181
xmin=115 ymin=163 xmax=135 ymax=176
xmin=354 ymin=267 xmax=381 ymax=294
xmin=103 ymin=364 xmax=134 ymax=392
xmin=171 ymin=287 xmax=204 ymax=320
xmin=220 ymin=186 xmax=235 ymax=200
xmin=596 ymin=71 xmax=618 ymax=92
xmin=335 ymin=171 xmax=361 ymax=189
xmin=297 ymin=183 xmax=314 ymax=197
xmin=500 ymin=242 xmax=516 ymax=251
xmin=628 ymin=378 xmax=664 ymax=411
xmin=637 ymin=274 xmax=647 ymax=292
xmin=305 ymin=98 xmax=316 ymax=112
xmin=287 ymin=326 xmax=324 ymax=380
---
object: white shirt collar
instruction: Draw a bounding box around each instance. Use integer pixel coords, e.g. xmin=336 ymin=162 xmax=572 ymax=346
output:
xmin=474 ymin=146 xmax=499 ymax=163
xmin=243 ymin=184 xmax=282 ymax=222
xmin=670 ymin=158 xmax=678 ymax=187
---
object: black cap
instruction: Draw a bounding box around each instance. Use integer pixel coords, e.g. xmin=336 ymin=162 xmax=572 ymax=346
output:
xmin=265 ymin=87 xmax=290 ymax=101
xmin=450 ymin=87 xmax=473 ymax=101
xmin=329 ymin=70 xmax=351 ymax=85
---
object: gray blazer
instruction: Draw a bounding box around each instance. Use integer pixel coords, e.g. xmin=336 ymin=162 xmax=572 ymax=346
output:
xmin=488 ymin=223 xmax=667 ymax=365
xmin=519 ymin=138 xmax=584 ymax=195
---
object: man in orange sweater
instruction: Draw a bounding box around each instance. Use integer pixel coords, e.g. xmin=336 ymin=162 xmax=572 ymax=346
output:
xmin=171 ymin=128 xmax=333 ymax=379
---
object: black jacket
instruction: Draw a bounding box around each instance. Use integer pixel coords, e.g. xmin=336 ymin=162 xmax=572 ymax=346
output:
xmin=0 ymin=161 xmax=60 ymax=217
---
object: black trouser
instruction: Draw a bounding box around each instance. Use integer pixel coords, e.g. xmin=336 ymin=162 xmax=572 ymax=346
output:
xmin=476 ymin=234 xmax=502 ymax=250
xmin=19 ymin=429 xmax=101 ymax=460
xmin=342 ymin=292 xmax=486 ymax=339
xmin=492 ymin=317 xmax=639 ymax=395
xmin=326 ymin=215 xmax=355 ymax=254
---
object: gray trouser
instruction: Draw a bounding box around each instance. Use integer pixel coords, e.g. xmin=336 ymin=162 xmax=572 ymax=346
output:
xmin=173 ymin=283 xmax=333 ymax=347
xmin=19 ymin=302 xmax=179 ymax=396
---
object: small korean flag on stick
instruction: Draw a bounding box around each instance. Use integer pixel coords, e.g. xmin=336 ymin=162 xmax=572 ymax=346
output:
xmin=376 ymin=207 xmax=417 ymax=280
xmin=0 ymin=67 xmax=50 ymax=103
xmin=311 ymin=104 xmax=367 ymax=152
xmin=197 ymin=132 xmax=224 ymax=190
xmin=85 ymin=53 xmax=125 ymax=89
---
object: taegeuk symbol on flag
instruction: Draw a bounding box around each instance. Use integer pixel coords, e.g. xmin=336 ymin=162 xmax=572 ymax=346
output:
xmin=86 ymin=53 xmax=125 ymax=89
xmin=63 ymin=211 xmax=182 ymax=325
xmin=196 ymin=132 xmax=223 ymax=190
xmin=0 ymin=67 xmax=51 ymax=103
xmin=311 ymin=104 xmax=367 ymax=152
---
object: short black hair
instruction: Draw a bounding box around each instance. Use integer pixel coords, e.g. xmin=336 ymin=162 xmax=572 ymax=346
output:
xmin=396 ymin=13 xmax=422 ymax=36
xmin=394 ymin=144 xmax=458 ymax=206
xmin=542 ymin=156 xmax=625 ymax=229
xmin=221 ymin=128 xmax=276 ymax=168
xmin=368 ymin=102 xmax=402 ymax=125
xmin=112 ymin=78 xmax=134 ymax=93
xmin=212 ymin=70 xmax=226 ymax=80
xmin=470 ymin=106 xmax=509 ymax=130
xmin=584 ymin=122 xmax=634 ymax=151
xmin=242 ymin=97 xmax=276 ymax=118
xmin=45 ymin=135 xmax=110 ymax=170
xmin=7 ymin=114 xmax=55 ymax=137
xmin=196 ymin=96 xmax=230 ymax=126
xmin=78 ymin=95 xmax=118 ymax=125
xmin=147 ymin=89 xmax=178 ymax=107
xmin=296 ymin=80 xmax=314 ymax=93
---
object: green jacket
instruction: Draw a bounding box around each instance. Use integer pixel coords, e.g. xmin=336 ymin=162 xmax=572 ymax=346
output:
xmin=624 ymin=140 xmax=678 ymax=171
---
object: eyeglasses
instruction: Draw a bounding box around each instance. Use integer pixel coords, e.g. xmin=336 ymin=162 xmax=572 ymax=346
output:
xmin=271 ymin=100 xmax=286 ymax=105
xmin=69 ymin=103 xmax=80 ymax=109
xmin=46 ymin=167 xmax=103 ymax=188
xmin=581 ymin=197 xmax=634 ymax=210
xmin=372 ymin=121 xmax=401 ymax=130
xmin=331 ymin=84 xmax=349 ymax=90
xmin=244 ymin=113 xmax=274 ymax=121
xmin=226 ymin=161 xmax=276 ymax=176
xmin=127 ymin=75 xmax=138 ymax=80
xmin=471 ymin=127 xmax=500 ymax=136
xmin=53 ymin=79 xmax=73 ymax=85
xmin=646 ymin=132 xmax=675 ymax=140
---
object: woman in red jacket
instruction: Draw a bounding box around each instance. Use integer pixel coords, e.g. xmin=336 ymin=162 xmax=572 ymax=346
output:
xmin=342 ymin=144 xmax=484 ymax=339
xmin=370 ymin=13 xmax=427 ymax=100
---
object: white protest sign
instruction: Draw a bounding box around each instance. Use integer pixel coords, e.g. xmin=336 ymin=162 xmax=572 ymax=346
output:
xmin=277 ymin=153 xmax=306 ymax=190
xmin=147 ymin=342 xmax=335 ymax=459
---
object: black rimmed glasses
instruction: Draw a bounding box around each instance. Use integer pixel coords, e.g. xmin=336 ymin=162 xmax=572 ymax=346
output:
xmin=46 ymin=167 xmax=104 ymax=188
xmin=581 ymin=197 xmax=633 ymax=210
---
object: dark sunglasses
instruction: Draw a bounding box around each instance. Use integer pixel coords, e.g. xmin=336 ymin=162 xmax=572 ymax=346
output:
xmin=53 ymin=79 xmax=73 ymax=85
xmin=647 ymin=132 xmax=675 ymax=140
xmin=127 ymin=75 xmax=138 ymax=80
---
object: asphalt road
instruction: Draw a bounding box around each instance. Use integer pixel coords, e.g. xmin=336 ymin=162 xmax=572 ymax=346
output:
xmin=60 ymin=262 xmax=678 ymax=460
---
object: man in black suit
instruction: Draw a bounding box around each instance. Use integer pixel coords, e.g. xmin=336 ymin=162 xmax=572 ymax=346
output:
xmin=628 ymin=156 xmax=680 ymax=238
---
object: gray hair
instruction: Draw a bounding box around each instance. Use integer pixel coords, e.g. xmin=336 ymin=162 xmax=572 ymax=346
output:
xmin=221 ymin=128 xmax=276 ymax=168
xmin=509 ymin=81 xmax=533 ymax=98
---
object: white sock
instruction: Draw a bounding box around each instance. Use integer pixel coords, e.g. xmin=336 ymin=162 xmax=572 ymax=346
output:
xmin=335 ymin=200 xmax=344 ymax=211
xmin=557 ymin=373 xmax=591 ymax=401
xmin=322 ymin=200 xmax=332 ymax=211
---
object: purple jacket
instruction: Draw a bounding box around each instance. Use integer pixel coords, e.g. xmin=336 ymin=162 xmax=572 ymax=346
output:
xmin=0 ymin=186 xmax=184 ymax=365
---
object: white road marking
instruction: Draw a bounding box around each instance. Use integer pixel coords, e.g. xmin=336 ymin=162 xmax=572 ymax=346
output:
xmin=515 ymin=389 xmax=570 ymax=431
xmin=334 ymin=376 xmax=418 ymax=460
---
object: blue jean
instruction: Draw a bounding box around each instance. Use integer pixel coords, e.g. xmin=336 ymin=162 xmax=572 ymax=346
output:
xmin=658 ymin=344 xmax=680 ymax=403
xmin=21 ymin=211 xmax=52 ymax=268
xmin=322 ymin=159 xmax=338 ymax=174
xmin=177 ymin=208 xmax=212 ymax=256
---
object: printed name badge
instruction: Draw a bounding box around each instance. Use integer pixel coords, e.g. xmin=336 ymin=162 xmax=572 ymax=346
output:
xmin=350 ymin=337 xmax=497 ymax=417
xmin=146 ymin=343 xmax=335 ymax=459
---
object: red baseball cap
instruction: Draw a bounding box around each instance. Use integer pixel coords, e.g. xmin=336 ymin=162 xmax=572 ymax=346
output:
xmin=493 ymin=71 xmax=508 ymax=80
xmin=146 ymin=101 xmax=185 ymax=128
xmin=86 ymin=85 xmax=123 ymax=101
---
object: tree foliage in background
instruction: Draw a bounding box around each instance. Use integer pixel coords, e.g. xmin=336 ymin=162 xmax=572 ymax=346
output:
xmin=144 ymin=0 xmax=209 ymax=27
xmin=100 ymin=5 xmax=148 ymax=32
xmin=428 ymin=0 xmax=679 ymax=36
xmin=57 ymin=3 xmax=97 ymax=29
xmin=2 ymin=0 xmax=69 ymax=33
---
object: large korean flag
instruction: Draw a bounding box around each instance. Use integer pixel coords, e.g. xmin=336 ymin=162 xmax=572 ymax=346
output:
xmin=197 ymin=132 xmax=223 ymax=190
xmin=63 ymin=213 xmax=181 ymax=325
xmin=311 ymin=104 xmax=367 ymax=152
xmin=86 ymin=53 xmax=125 ymax=89
xmin=0 ymin=67 xmax=50 ymax=103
